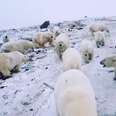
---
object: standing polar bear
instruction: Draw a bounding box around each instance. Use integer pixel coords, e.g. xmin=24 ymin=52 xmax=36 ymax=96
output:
xmin=32 ymin=31 xmax=54 ymax=48
xmin=0 ymin=40 xmax=34 ymax=53
xmin=0 ymin=51 xmax=27 ymax=79
xmin=54 ymin=69 xmax=97 ymax=116
xmin=80 ymin=40 xmax=94 ymax=63
xmin=89 ymin=23 xmax=109 ymax=36
xmin=94 ymin=31 xmax=106 ymax=48
xmin=62 ymin=48 xmax=81 ymax=70
xmin=54 ymin=33 xmax=69 ymax=59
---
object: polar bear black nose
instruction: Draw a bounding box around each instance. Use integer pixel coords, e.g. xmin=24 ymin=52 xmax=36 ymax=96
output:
xmin=59 ymin=44 xmax=62 ymax=47
xmin=100 ymin=61 xmax=103 ymax=65
xmin=100 ymin=60 xmax=105 ymax=66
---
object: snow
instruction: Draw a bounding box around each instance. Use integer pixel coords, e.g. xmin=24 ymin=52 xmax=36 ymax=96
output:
xmin=0 ymin=17 xmax=116 ymax=116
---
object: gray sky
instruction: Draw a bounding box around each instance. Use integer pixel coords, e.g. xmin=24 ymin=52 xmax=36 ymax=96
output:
xmin=0 ymin=0 xmax=115 ymax=30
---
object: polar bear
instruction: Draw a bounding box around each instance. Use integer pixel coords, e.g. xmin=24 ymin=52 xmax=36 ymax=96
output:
xmin=93 ymin=31 xmax=106 ymax=48
xmin=62 ymin=48 xmax=81 ymax=71
xmin=80 ymin=40 xmax=94 ymax=63
xmin=89 ymin=23 xmax=109 ymax=36
xmin=0 ymin=51 xmax=27 ymax=79
xmin=100 ymin=55 xmax=116 ymax=80
xmin=54 ymin=69 xmax=97 ymax=116
xmin=32 ymin=31 xmax=54 ymax=48
xmin=54 ymin=33 xmax=69 ymax=59
xmin=0 ymin=40 xmax=34 ymax=53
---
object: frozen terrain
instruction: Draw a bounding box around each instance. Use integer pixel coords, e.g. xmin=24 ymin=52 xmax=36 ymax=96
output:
xmin=0 ymin=17 xmax=116 ymax=116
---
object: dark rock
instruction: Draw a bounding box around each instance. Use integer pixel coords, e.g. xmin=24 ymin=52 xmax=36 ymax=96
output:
xmin=45 ymin=67 xmax=48 ymax=70
xmin=40 ymin=21 xmax=50 ymax=29
xmin=0 ymin=85 xmax=7 ymax=89
xmin=21 ymin=101 xmax=31 ymax=106
xmin=29 ymin=108 xmax=33 ymax=111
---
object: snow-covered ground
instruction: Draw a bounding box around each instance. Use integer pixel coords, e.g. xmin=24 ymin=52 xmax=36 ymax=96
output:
xmin=0 ymin=17 xmax=116 ymax=116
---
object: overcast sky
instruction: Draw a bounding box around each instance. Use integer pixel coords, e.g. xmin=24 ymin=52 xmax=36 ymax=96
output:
xmin=0 ymin=0 xmax=115 ymax=30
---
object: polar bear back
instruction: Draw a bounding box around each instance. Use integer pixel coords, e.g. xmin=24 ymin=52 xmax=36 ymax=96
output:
xmin=0 ymin=40 xmax=34 ymax=53
xmin=62 ymin=48 xmax=81 ymax=70
xmin=89 ymin=23 xmax=107 ymax=32
xmin=80 ymin=40 xmax=94 ymax=54
xmin=55 ymin=69 xmax=97 ymax=116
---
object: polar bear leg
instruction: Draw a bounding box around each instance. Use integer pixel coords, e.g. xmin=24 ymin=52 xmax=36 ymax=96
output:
xmin=11 ymin=65 xmax=20 ymax=73
xmin=2 ymin=69 xmax=11 ymax=77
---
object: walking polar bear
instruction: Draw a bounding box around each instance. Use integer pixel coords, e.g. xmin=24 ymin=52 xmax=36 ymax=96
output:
xmin=80 ymin=40 xmax=94 ymax=63
xmin=54 ymin=69 xmax=97 ymax=116
xmin=94 ymin=31 xmax=106 ymax=48
xmin=0 ymin=40 xmax=34 ymax=53
xmin=62 ymin=48 xmax=81 ymax=70
xmin=54 ymin=33 xmax=69 ymax=59
xmin=32 ymin=31 xmax=54 ymax=48
xmin=0 ymin=51 xmax=27 ymax=79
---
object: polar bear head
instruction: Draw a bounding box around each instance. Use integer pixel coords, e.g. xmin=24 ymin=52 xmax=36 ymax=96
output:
xmin=55 ymin=41 xmax=67 ymax=59
xmin=100 ymin=56 xmax=116 ymax=68
xmin=83 ymin=50 xmax=93 ymax=63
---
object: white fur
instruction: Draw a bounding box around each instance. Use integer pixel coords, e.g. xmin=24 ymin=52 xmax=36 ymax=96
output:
xmin=94 ymin=31 xmax=105 ymax=41
xmin=89 ymin=23 xmax=109 ymax=36
xmin=80 ymin=40 xmax=94 ymax=63
xmin=62 ymin=48 xmax=81 ymax=70
xmin=54 ymin=33 xmax=69 ymax=59
xmin=0 ymin=51 xmax=27 ymax=77
xmin=54 ymin=69 xmax=97 ymax=116
xmin=94 ymin=31 xmax=106 ymax=47
xmin=32 ymin=31 xmax=54 ymax=47
xmin=0 ymin=40 xmax=34 ymax=53
xmin=53 ymin=33 xmax=69 ymax=47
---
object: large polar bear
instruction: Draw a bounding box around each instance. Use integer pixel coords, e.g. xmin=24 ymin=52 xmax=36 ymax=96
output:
xmin=32 ymin=31 xmax=54 ymax=48
xmin=54 ymin=33 xmax=69 ymax=59
xmin=54 ymin=69 xmax=97 ymax=116
xmin=62 ymin=48 xmax=81 ymax=70
xmin=0 ymin=51 xmax=27 ymax=79
xmin=80 ymin=40 xmax=94 ymax=63
xmin=100 ymin=55 xmax=116 ymax=80
xmin=0 ymin=40 xmax=34 ymax=53
xmin=89 ymin=23 xmax=109 ymax=36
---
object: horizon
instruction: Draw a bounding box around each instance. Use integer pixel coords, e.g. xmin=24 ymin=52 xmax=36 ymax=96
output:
xmin=0 ymin=0 xmax=115 ymax=30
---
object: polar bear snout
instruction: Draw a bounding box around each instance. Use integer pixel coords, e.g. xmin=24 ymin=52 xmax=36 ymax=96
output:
xmin=100 ymin=60 xmax=106 ymax=67
xmin=96 ymin=41 xmax=105 ymax=48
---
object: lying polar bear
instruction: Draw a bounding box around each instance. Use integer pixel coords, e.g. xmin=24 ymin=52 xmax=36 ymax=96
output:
xmin=100 ymin=55 xmax=116 ymax=80
xmin=0 ymin=40 xmax=34 ymax=54
xmin=62 ymin=48 xmax=81 ymax=70
xmin=0 ymin=51 xmax=27 ymax=79
xmin=54 ymin=69 xmax=97 ymax=116
xmin=80 ymin=40 xmax=94 ymax=63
